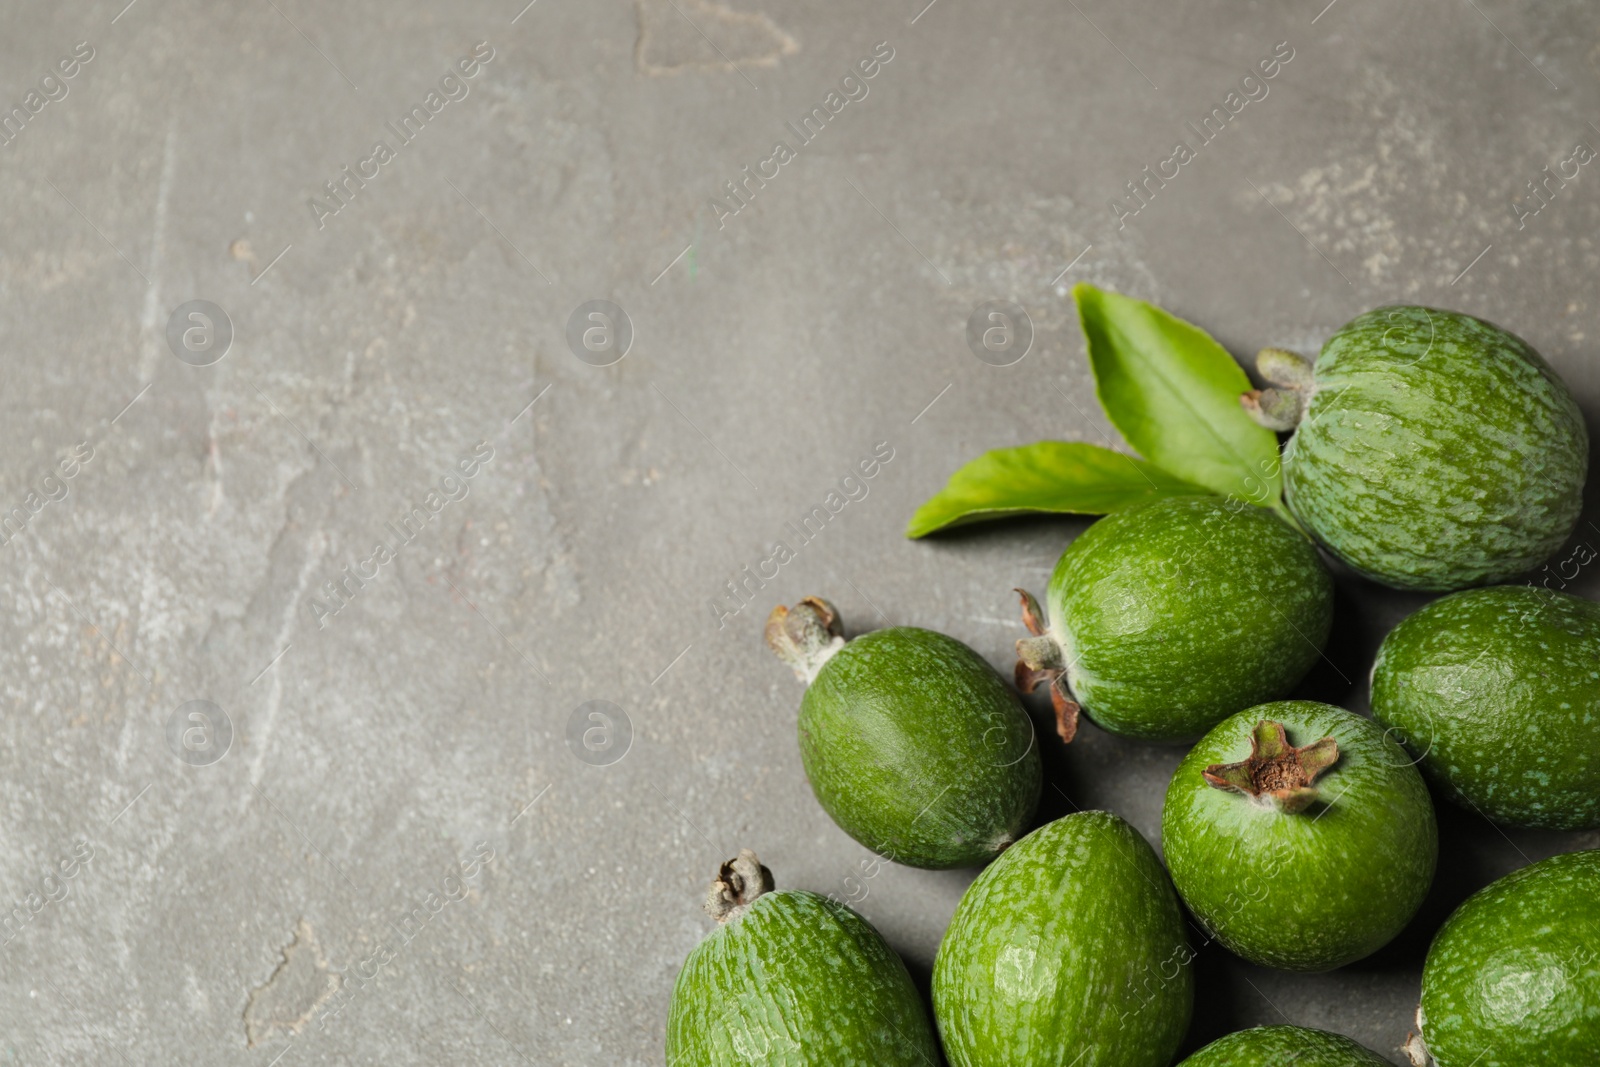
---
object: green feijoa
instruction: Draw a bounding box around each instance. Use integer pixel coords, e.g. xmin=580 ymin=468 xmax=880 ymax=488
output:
xmin=1406 ymin=849 xmax=1600 ymax=1067
xmin=1370 ymin=584 xmax=1600 ymax=830
xmin=1163 ymin=702 xmax=1438 ymax=971
xmin=1178 ymin=1025 xmax=1392 ymax=1066
xmin=932 ymin=811 xmax=1193 ymax=1067
xmin=666 ymin=850 xmax=940 ymax=1067
xmin=1015 ymin=495 xmax=1333 ymax=744
xmin=1260 ymin=306 xmax=1587 ymax=592
xmin=766 ymin=597 xmax=1041 ymax=870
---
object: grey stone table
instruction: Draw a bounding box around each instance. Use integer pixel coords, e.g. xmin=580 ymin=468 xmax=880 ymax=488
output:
xmin=1 ymin=0 xmax=1597 ymax=1062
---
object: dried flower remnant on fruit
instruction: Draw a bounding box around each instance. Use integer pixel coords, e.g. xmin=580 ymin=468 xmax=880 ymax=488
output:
xmin=765 ymin=597 xmax=846 ymax=684
xmin=1203 ymin=719 xmax=1339 ymax=813
xmin=704 ymin=849 xmax=775 ymax=924
xmin=1012 ymin=588 xmax=1081 ymax=743
xmin=1241 ymin=347 xmax=1315 ymax=432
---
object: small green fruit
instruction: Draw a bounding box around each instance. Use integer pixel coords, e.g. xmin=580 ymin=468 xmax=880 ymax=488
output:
xmin=766 ymin=598 xmax=1041 ymax=869
xmin=932 ymin=811 xmax=1193 ymax=1067
xmin=1178 ymin=1025 xmax=1392 ymax=1066
xmin=1406 ymin=849 xmax=1600 ymax=1067
xmin=1163 ymin=702 xmax=1437 ymax=971
xmin=666 ymin=850 xmax=940 ymax=1067
xmin=1015 ymin=496 xmax=1333 ymax=743
xmin=1265 ymin=306 xmax=1587 ymax=591
xmin=1370 ymin=584 xmax=1600 ymax=830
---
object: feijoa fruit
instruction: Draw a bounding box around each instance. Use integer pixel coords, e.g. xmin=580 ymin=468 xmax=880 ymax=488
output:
xmin=1015 ymin=495 xmax=1333 ymax=743
xmin=766 ymin=598 xmax=1041 ymax=869
xmin=1163 ymin=702 xmax=1437 ymax=971
xmin=665 ymin=849 xmax=940 ymax=1066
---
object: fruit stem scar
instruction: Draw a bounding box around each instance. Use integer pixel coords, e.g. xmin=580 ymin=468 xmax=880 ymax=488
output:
xmin=1203 ymin=719 xmax=1340 ymax=814
xmin=704 ymin=849 xmax=775 ymax=924
xmin=765 ymin=597 xmax=846 ymax=685
xmin=1012 ymin=589 xmax=1082 ymax=743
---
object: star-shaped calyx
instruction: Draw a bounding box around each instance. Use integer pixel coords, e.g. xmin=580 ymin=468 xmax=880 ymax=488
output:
xmin=1203 ymin=719 xmax=1341 ymax=814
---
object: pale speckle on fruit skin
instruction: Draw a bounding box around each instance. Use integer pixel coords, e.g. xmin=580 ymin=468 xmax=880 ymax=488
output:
xmin=932 ymin=811 xmax=1192 ymax=1067
xmin=1162 ymin=702 xmax=1437 ymax=972
xmin=1047 ymin=496 xmax=1333 ymax=742
xmin=1284 ymin=306 xmax=1587 ymax=592
xmin=1175 ymin=1023 xmax=1392 ymax=1066
xmin=1370 ymin=585 xmax=1600 ymax=830
xmin=666 ymin=891 xmax=940 ymax=1067
xmin=1417 ymin=850 xmax=1600 ymax=1067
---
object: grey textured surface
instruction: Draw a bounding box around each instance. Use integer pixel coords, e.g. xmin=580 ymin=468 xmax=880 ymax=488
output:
xmin=1 ymin=0 xmax=1598 ymax=1063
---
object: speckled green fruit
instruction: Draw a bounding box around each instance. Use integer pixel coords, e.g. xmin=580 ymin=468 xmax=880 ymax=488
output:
xmin=932 ymin=811 xmax=1192 ymax=1067
xmin=1179 ymin=1025 xmax=1392 ymax=1066
xmin=767 ymin=598 xmax=1041 ymax=869
xmin=1371 ymin=585 xmax=1600 ymax=830
xmin=1281 ymin=306 xmax=1587 ymax=592
xmin=1016 ymin=496 xmax=1333 ymax=743
xmin=667 ymin=851 xmax=940 ymax=1067
xmin=1407 ymin=849 xmax=1600 ymax=1067
xmin=1163 ymin=702 xmax=1437 ymax=970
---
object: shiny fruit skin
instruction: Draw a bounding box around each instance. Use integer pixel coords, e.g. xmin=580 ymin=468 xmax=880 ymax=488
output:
xmin=1178 ymin=1025 xmax=1392 ymax=1066
xmin=1283 ymin=306 xmax=1587 ymax=592
xmin=666 ymin=889 xmax=939 ymax=1067
xmin=1370 ymin=585 xmax=1600 ymax=830
xmin=1163 ymin=702 xmax=1437 ymax=971
xmin=1414 ymin=849 xmax=1600 ymax=1067
xmin=802 ymin=627 xmax=1041 ymax=868
xmin=932 ymin=811 xmax=1193 ymax=1067
xmin=1045 ymin=496 xmax=1333 ymax=742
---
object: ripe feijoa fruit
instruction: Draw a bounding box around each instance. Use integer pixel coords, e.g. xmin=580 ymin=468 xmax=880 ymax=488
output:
xmin=1252 ymin=306 xmax=1588 ymax=592
xmin=1015 ymin=495 xmax=1333 ymax=744
xmin=1404 ymin=849 xmax=1600 ymax=1067
xmin=766 ymin=598 xmax=1041 ymax=869
xmin=1178 ymin=1025 xmax=1392 ymax=1066
xmin=1370 ymin=584 xmax=1600 ymax=830
xmin=1163 ymin=702 xmax=1437 ymax=971
xmin=932 ymin=811 xmax=1192 ymax=1067
xmin=666 ymin=850 xmax=940 ymax=1067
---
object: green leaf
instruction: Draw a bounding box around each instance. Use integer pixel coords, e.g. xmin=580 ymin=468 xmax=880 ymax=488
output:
xmin=906 ymin=441 xmax=1204 ymax=538
xmin=1073 ymin=283 xmax=1284 ymax=508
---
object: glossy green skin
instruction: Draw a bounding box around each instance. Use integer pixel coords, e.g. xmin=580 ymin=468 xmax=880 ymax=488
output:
xmin=1284 ymin=306 xmax=1587 ymax=592
xmin=666 ymin=890 xmax=939 ymax=1066
xmin=1417 ymin=849 xmax=1600 ymax=1067
xmin=1046 ymin=496 xmax=1333 ymax=742
xmin=1163 ymin=702 xmax=1437 ymax=971
xmin=803 ymin=627 xmax=1041 ymax=868
xmin=933 ymin=811 xmax=1193 ymax=1067
xmin=1370 ymin=585 xmax=1600 ymax=830
xmin=1178 ymin=1025 xmax=1391 ymax=1066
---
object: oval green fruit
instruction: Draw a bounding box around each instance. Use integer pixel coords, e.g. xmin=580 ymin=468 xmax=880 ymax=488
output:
xmin=1276 ymin=306 xmax=1587 ymax=591
xmin=933 ymin=811 xmax=1193 ymax=1067
xmin=766 ymin=597 xmax=1041 ymax=869
xmin=1370 ymin=584 xmax=1600 ymax=830
xmin=666 ymin=850 xmax=940 ymax=1067
xmin=1179 ymin=1025 xmax=1392 ymax=1066
xmin=1163 ymin=702 xmax=1438 ymax=971
xmin=1015 ymin=495 xmax=1333 ymax=743
xmin=1406 ymin=849 xmax=1600 ymax=1067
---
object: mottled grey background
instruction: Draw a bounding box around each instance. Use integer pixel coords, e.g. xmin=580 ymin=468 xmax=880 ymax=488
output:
xmin=1 ymin=0 xmax=1598 ymax=1063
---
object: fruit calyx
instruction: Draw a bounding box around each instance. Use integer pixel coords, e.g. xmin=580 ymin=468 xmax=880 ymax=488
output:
xmin=1402 ymin=1007 xmax=1433 ymax=1066
xmin=1241 ymin=347 xmax=1315 ymax=432
xmin=1013 ymin=588 xmax=1082 ymax=744
xmin=703 ymin=849 xmax=775 ymax=924
xmin=1203 ymin=719 xmax=1340 ymax=814
xmin=765 ymin=597 xmax=846 ymax=685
